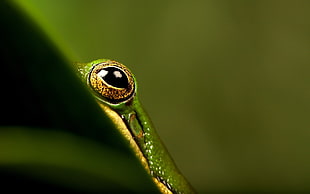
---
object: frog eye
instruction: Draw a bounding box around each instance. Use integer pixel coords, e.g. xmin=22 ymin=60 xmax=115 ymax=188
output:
xmin=88 ymin=61 xmax=135 ymax=104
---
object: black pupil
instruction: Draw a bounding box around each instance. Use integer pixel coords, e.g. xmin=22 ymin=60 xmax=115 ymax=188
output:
xmin=99 ymin=67 xmax=128 ymax=88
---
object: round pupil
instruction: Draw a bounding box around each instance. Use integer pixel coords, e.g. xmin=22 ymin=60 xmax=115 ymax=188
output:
xmin=98 ymin=67 xmax=128 ymax=88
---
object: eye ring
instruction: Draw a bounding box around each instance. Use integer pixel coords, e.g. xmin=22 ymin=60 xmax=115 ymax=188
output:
xmin=88 ymin=60 xmax=135 ymax=104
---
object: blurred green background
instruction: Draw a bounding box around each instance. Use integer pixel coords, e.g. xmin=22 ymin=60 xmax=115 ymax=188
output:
xmin=13 ymin=0 xmax=310 ymax=192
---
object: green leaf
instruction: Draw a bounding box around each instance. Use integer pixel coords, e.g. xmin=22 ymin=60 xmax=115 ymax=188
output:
xmin=0 ymin=1 xmax=158 ymax=192
xmin=0 ymin=127 xmax=151 ymax=192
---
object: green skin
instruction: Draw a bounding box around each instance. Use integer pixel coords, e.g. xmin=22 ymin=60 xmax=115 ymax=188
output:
xmin=78 ymin=59 xmax=195 ymax=194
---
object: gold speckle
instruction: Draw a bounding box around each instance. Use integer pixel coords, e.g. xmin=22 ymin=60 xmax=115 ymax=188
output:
xmin=89 ymin=61 xmax=135 ymax=104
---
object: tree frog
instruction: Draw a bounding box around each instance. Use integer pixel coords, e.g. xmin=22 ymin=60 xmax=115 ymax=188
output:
xmin=78 ymin=59 xmax=195 ymax=194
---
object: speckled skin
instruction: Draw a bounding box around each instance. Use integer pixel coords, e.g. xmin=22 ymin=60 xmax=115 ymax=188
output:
xmin=130 ymin=97 xmax=195 ymax=194
xmin=78 ymin=59 xmax=196 ymax=194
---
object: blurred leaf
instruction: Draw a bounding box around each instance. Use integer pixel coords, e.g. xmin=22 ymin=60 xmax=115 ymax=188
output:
xmin=0 ymin=127 xmax=151 ymax=192
xmin=0 ymin=0 xmax=158 ymax=192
